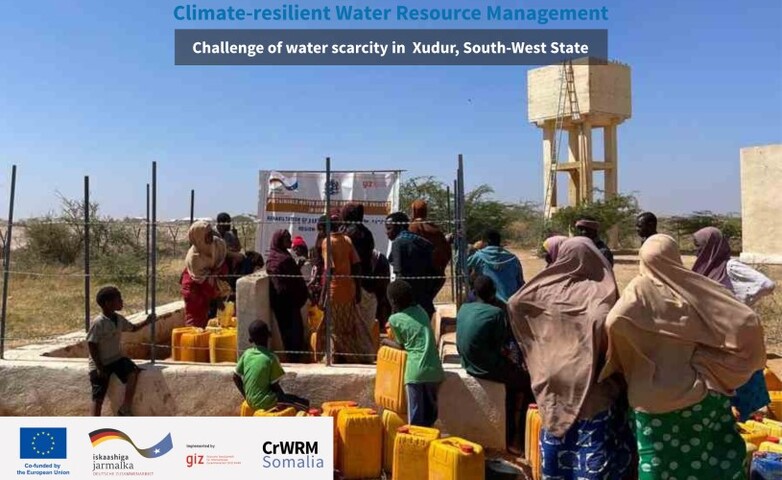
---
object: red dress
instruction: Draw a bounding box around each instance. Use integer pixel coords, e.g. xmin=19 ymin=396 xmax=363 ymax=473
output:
xmin=180 ymin=264 xmax=227 ymax=328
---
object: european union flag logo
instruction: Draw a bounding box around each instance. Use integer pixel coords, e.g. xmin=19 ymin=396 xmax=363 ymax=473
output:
xmin=20 ymin=428 xmax=67 ymax=459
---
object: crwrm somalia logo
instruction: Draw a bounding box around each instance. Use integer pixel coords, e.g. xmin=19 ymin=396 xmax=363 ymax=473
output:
xmin=89 ymin=428 xmax=173 ymax=458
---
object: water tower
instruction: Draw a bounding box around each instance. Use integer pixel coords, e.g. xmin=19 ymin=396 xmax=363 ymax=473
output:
xmin=527 ymin=58 xmax=632 ymax=218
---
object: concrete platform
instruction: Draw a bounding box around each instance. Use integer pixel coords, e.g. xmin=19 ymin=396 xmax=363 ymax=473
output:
xmin=0 ymin=359 xmax=506 ymax=449
xmin=0 ymin=297 xmax=506 ymax=449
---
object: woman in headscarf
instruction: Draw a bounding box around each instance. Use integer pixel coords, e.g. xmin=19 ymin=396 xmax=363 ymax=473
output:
xmin=601 ymin=234 xmax=765 ymax=480
xmin=692 ymin=226 xmax=733 ymax=290
xmin=409 ymin=199 xmax=451 ymax=296
xmin=316 ymin=217 xmax=376 ymax=364
xmin=308 ymin=215 xmax=328 ymax=304
xmin=266 ymin=229 xmax=309 ymax=363
xmin=508 ymin=237 xmax=634 ymax=479
xmin=542 ymin=235 xmax=568 ymax=266
xmin=181 ymin=220 xmax=228 ymax=328
xmin=341 ymin=203 xmax=377 ymax=332
xmin=692 ymin=226 xmax=770 ymax=421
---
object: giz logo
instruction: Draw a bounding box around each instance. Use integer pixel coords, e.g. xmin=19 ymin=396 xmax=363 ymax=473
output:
xmin=186 ymin=454 xmax=204 ymax=468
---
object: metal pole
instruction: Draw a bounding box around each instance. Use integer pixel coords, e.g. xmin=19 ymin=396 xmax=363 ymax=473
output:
xmin=144 ymin=183 xmax=150 ymax=313
xmin=0 ymin=165 xmax=17 ymax=359
xmin=150 ymin=163 xmax=158 ymax=364
xmin=457 ymin=154 xmax=466 ymax=306
xmin=324 ymin=157 xmax=333 ymax=366
xmin=453 ymin=179 xmax=461 ymax=305
xmin=189 ymin=189 xmax=195 ymax=225
xmin=84 ymin=176 xmax=91 ymax=333
xmin=446 ymin=185 xmax=455 ymax=303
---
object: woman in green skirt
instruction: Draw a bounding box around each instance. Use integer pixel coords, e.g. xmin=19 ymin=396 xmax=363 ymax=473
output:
xmin=600 ymin=234 xmax=766 ymax=480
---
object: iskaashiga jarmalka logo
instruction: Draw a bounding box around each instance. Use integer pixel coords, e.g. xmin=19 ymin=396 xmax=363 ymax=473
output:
xmin=89 ymin=428 xmax=173 ymax=458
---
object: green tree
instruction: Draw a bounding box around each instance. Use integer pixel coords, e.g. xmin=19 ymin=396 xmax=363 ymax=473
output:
xmin=550 ymin=192 xmax=641 ymax=246
xmin=399 ymin=177 xmax=532 ymax=244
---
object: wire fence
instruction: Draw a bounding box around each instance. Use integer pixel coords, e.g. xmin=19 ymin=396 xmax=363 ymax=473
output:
xmin=0 ymin=158 xmax=470 ymax=365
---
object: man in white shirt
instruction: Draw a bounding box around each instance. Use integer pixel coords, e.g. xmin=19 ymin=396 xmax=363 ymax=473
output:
xmin=727 ymin=259 xmax=776 ymax=306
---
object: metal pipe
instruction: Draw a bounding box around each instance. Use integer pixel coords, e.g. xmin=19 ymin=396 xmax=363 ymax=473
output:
xmin=150 ymin=162 xmax=158 ymax=364
xmin=446 ymin=185 xmax=455 ymax=303
xmin=84 ymin=176 xmax=91 ymax=333
xmin=0 ymin=165 xmax=17 ymax=359
xmin=189 ymin=189 xmax=195 ymax=225
xmin=145 ymin=183 xmax=150 ymax=313
xmin=324 ymin=157 xmax=333 ymax=366
xmin=457 ymin=154 xmax=466 ymax=306
xmin=453 ymin=179 xmax=461 ymax=305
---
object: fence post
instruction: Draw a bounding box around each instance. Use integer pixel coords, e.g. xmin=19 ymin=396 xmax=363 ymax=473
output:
xmin=84 ymin=176 xmax=91 ymax=333
xmin=447 ymin=185 xmax=455 ymax=303
xmin=145 ymin=183 xmax=150 ymax=313
xmin=189 ymin=189 xmax=195 ymax=225
xmin=457 ymin=155 xmax=466 ymax=306
xmin=324 ymin=157 xmax=333 ymax=366
xmin=150 ymin=163 xmax=158 ymax=364
xmin=0 ymin=165 xmax=17 ymax=359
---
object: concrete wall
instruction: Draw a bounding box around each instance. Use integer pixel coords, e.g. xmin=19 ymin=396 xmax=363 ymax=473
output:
xmin=38 ymin=302 xmax=186 ymax=360
xmin=0 ymin=360 xmax=506 ymax=449
xmin=741 ymin=144 xmax=782 ymax=264
xmin=1 ymin=296 xmax=506 ymax=449
xmin=236 ymin=272 xmax=286 ymax=353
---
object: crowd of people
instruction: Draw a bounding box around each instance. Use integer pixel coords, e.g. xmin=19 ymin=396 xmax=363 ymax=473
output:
xmin=502 ymin=213 xmax=777 ymax=479
xmin=89 ymin=202 xmax=780 ymax=480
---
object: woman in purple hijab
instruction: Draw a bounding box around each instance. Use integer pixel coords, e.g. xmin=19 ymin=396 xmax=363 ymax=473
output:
xmin=692 ymin=226 xmax=733 ymax=290
xmin=542 ymin=235 xmax=568 ymax=266
xmin=692 ymin=225 xmax=769 ymax=421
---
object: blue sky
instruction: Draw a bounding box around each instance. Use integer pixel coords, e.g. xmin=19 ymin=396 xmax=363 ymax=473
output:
xmin=0 ymin=0 xmax=780 ymax=219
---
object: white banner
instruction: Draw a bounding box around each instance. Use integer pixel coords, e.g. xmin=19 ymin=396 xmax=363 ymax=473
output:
xmin=256 ymin=170 xmax=400 ymax=256
xmin=1 ymin=416 xmax=332 ymax=479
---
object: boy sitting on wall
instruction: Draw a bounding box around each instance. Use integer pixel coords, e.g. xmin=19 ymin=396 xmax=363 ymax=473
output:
xmin=234 ymin=320 xmax=309 ymax=412
xmin=88 ymin=286 xmax=156 ymax=416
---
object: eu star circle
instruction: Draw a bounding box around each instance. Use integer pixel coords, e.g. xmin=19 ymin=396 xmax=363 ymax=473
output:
xmin=31 ymin=431 xmax=56 ymax=455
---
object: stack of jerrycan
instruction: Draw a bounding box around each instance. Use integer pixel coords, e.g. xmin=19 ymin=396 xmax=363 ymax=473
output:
xmin=171 ymin=327 xmax=200 ymax=361
xmin=179 ymin=329 xmax=211 ymax=362
xmin=382 ymin=410 xmax=406 ymax=473
xmin=428 ymin=437 xmax=485 ymax=480
xmin=375 ymin=346 xmax=408 ymax=475
xmin=392 ymin=425 xmax=440 ymax=479
xmin=322 ymin=401 xmax=359 ymax=466
xmin=336 ymin=408 xmax=382 ymax=479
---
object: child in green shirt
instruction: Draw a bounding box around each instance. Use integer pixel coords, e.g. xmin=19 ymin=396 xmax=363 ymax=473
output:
xmin=383 ymin=280 xmax=444 ymax=427
xmin=233 ymin=321 xmax=309 ymax=411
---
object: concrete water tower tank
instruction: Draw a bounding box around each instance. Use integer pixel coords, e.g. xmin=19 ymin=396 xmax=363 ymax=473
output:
xmin=527 ymin=58 xmax=632 ymax=217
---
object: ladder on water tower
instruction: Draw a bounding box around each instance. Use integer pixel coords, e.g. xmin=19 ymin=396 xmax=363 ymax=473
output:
xmin=564 ymin=59 xmax=581 ymax=122
xmin=543 ymin=60 xmax=582 ymax=219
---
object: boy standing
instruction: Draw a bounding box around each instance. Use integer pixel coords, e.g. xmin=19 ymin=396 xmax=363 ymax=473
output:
xmin=383 ymin=280 xmax=444 ymax=427
xmin=88 ymin=286 xmax=155 ymax=416
xmin=233 ymin=321 xmax=309 ymax=411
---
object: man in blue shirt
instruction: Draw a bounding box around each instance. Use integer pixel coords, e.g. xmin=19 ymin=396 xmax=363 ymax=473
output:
xmin=385 ymin=212 xmax=438 ymax=318
xmin=467 ymin=230 xmax=524 ymax=303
